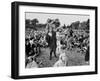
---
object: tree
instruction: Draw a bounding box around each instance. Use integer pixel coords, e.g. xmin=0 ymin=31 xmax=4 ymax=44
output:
xmin=25 ymin=19 xmax=31 ymax=25
xmin=31 ymin=18 xmax=39 ymax=26
xmin=86 ymin=19 xmax=90 ymax=30
xmin=71 ymin=21 xmax=80 ymax=29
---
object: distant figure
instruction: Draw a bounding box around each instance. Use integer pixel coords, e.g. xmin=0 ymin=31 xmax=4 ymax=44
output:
xmin=25 ymin=39 xmax=31 ymax=57
xmin=85 ymin=46 xmax=89 ymax=64
xmin=69 ymin=29 xmax=73 ymax=38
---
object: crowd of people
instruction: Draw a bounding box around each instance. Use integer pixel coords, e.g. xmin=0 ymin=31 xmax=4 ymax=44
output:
xmin=25 ymin=19 xmax=90 ymax=68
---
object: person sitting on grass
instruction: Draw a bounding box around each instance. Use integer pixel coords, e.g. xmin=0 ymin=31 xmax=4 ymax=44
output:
xmin=26 ymin=56 xmax=38 ymax=68
xmin=53 ymin=46 xmax=68 ymax=67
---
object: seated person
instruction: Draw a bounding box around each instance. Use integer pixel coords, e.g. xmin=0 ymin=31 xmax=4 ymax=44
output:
xmin=26 ymin=56 xmax=38 ymax=68
xmin=53 ymin=47 xmax=68 ymax=67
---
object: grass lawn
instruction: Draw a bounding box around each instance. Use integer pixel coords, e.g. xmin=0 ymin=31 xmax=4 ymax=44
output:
xmin=35 ymin=47 xmax=88 ymax=68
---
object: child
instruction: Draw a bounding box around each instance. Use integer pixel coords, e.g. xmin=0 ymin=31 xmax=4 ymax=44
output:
xmin=53 ymin=46 xmax=68 ymax=67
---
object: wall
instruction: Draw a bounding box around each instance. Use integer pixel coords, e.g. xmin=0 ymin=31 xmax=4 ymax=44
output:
xmin=0 ymin=0 xmax=99 ymax=81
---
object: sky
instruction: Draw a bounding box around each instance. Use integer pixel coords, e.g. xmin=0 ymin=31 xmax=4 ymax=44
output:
xmin=25 ymin=12 xmax=90 ymax=26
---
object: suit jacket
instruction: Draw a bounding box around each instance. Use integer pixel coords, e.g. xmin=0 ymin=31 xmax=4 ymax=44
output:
xmin=46 ymin=31 xmax=57 ymax=50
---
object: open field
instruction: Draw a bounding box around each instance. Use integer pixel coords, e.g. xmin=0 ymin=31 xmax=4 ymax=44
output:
xmin=35 ymin=47 xmax=88 ymax=68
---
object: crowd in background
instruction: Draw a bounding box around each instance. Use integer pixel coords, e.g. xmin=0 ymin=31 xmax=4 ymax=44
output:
xmin=25 ymin=18 xmax=90 ymax=68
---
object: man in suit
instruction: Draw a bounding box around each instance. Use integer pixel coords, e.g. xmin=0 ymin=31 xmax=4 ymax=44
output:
xmin=46 ymin=23 xmax=57 ymax=60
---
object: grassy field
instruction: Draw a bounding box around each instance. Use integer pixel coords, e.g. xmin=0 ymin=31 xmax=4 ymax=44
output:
xmin=35 ymin=47 xmax=88 ymax=68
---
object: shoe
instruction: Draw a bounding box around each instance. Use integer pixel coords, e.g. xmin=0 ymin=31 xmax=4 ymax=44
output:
xmin=49 ymin=58 xmax=52 ymax=60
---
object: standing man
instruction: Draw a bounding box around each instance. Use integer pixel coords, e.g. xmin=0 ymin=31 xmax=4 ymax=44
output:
xmin=46 ymin=23 xmax=57 ymax=60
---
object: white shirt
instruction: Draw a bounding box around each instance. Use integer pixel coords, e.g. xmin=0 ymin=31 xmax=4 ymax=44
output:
xmin=48 ymin=32 xmax=52 ymax=37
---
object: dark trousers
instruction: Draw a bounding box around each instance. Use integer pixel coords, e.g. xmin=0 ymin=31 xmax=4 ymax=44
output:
xmin=50 ymin=48 xmax=57 ymax=60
